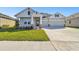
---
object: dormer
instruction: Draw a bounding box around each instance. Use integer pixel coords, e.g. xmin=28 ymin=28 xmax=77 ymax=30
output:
xmin=55 ymin=13 xmax=60 ymax=17
xmin=54 ymin=13 xmax=65 ymax=18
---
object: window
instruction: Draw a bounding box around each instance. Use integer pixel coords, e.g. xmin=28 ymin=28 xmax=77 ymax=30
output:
xmin=28 ymin=8 xmax=30 ymax=10
xmin=24 ymin=22 xmax=27 ymax=24
xmin=43 ymin=16 xmax=46 ymax=18
xmin=28 ymin=11 xmax=30 ymax=15
xmin=55 ymin=14 xmax=59 ymax=17
xmin=36 ymin=12 xmax=38 ymax=14
xmin=28 ymin=22 xmax=31 ymax=24
xmin=69 ymin=20 xmax=71 ymax=24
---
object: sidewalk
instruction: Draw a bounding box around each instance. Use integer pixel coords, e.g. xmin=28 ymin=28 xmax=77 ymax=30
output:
xmin=0 ymin=41 xmax=56 ymax=51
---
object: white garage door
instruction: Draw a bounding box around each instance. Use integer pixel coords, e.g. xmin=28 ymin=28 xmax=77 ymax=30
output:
xmin=42 ymin=20 xmax=48 ymax=27
xmin=42 ymin=19 xmax=65 ymax=28
xmin=49 ymin=20 xmax=64 ymax=27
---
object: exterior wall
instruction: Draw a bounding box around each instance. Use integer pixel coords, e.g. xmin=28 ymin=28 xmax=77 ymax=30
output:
xmin=0 ymin=18 xmax=16 ymax=27
xmin=66 ymin=17 xmax=79 ymax=27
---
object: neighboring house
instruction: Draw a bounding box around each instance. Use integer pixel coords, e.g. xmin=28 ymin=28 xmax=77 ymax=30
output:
xmin=15 ymin=7 xmax=66 ymax=29
xmin=0 ymin=13 xmax=16 ymax=28
xmin=66 ymin=13 xmax=79 ymax=27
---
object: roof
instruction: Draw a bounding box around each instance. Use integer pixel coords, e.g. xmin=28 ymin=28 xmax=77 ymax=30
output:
xmin=15 ymin=7 xmax=52 ymax=17
xmin=15 ymin=7 xmax=40 ymax=17
xmin=40 ymin=13 xmax=52 ymax=16
xmin=15 ymin=7 xmax=65 ymax=18
xmin=0 ymin=13 xmax=16 ymax=21
xmin=67 ymin=13 xmax=79 ymax=19
xmin=15 ymin=8 xmax=27 ymax=17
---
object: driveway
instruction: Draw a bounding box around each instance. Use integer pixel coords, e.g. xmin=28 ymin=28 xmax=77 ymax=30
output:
xmin=44 ymin=27 xmax=79 ymax=51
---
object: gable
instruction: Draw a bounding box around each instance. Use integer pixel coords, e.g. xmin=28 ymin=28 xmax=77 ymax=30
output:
xmin=15 ymin=8 xmax=31 ymax=17
xmin=49 ymin=13 xmax=65 ymax=18
xmin=15 ymin=8 xmax=40 ymax=18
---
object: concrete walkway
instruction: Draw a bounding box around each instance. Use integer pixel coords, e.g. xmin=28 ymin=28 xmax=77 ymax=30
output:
xmin=0 ymin=41 xmax=55 ymax=51
xmin=44 ymin=28 xmax=79 ymax=51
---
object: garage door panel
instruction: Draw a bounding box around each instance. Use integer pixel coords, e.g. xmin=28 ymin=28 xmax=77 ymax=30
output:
xmin=42 ymin=20 xmax=65 ymax=27
xmin=42 ymin=20 xmax=48 ymax=27
xmin=49 ymin=21 xmax=64 ymax=26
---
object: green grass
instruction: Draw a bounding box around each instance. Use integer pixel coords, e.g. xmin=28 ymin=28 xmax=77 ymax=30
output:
xmin=0 ymin=29 xmax=49 ymax=41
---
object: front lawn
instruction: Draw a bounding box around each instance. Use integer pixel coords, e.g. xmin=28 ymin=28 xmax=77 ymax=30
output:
xmin=0 ymin=29 xmax=49 ymax=41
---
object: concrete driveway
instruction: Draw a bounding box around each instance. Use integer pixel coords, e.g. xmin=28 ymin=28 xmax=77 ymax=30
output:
xmin=44 ymin=27 xmax=79 ymax=51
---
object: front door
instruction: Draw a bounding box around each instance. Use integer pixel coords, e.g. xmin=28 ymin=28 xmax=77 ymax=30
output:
xmin=34 ymin=17 xmax=40 ymax=29
xmin=34 ymin=17 xmax=40 ymax=26
xmin=36 ymin=20 xmax=40 ymax=26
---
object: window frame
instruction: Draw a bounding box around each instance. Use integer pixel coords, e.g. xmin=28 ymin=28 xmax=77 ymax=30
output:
xmin=28 ymin=11 xmax=30 ymax=15
xmin=24 ymin=22 xmax=27 ymax=24
xmin=55 ymin=14 xmax=59 ymax=17
xmin=28 ymin=21 xmax=31 ymax=24
xmin=69 ymin=20 xmax=71 ymax=24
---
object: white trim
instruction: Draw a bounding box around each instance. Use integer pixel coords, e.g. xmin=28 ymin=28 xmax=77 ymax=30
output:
xmin=40 ymin=15 xmax=42 ymax=24
xmin=31 ymin=16 xmax=33 ymax=24
xmin=19 ymin=18 xmax=20 ymax=21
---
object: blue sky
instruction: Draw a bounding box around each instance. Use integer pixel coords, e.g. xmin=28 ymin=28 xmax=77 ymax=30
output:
xmin=0 ymin=7 xmax=79 ymax=17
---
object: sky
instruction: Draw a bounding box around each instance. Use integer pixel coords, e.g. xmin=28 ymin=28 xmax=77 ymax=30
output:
xmin=0 ymin=7 xmax=79 ymax=17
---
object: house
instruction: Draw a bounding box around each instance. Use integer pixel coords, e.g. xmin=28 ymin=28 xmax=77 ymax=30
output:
xmin=0 ymin=13 xmax=16 ymax=28
xmin=66 ymin=13 xmax=79 ymax=27
xmin=15 ymin=7 xmax=66 ymax=29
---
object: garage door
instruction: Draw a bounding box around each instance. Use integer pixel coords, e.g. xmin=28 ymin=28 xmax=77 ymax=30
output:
xmin=49 ymin=20 xmax=64 ymax=27
xmin=42 ymin=19 xmax=65 ymax=28
xmin=42 ymin=20 xmax=48 ymax=27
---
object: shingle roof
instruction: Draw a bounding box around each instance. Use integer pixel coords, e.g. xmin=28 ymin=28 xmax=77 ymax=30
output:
xmin=15 ymin=7 xmax=39 ymax=16
xmin=67 ymin=13 xmax=79 ymax=19
xmin=15 ymin=7 xmax=65 ymax=18
xmin=0 ymin=13 xmax=16 ymax=20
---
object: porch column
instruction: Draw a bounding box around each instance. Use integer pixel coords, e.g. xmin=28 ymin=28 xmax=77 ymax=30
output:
xmin=40 ymin=15 xmax=42 ymax=24
xmin=17 ymin=18 xmax=20 ymax=28
xmin=18 ymin=18 xmax=20 ymax=21
xmin=31 ymin=16 xmax=34 ymax=25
